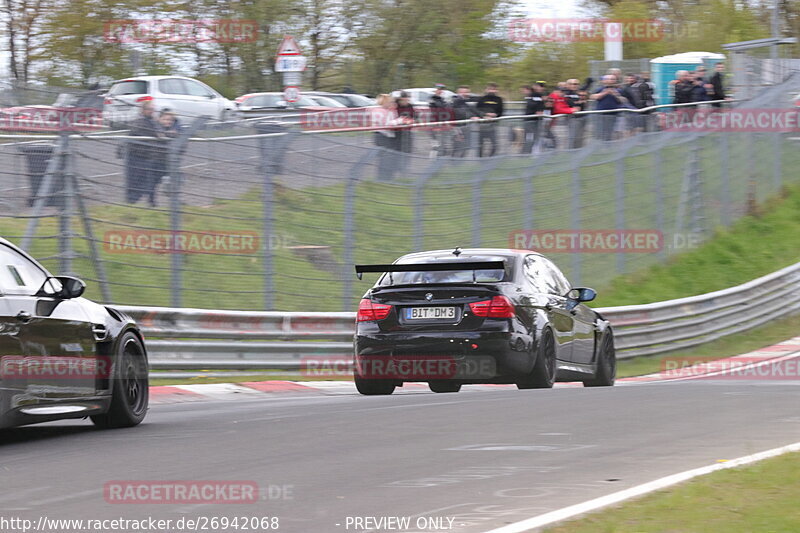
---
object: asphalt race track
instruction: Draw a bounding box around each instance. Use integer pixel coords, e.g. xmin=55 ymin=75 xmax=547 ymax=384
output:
xmin=2 ymin=355 xmax=800 ymax=533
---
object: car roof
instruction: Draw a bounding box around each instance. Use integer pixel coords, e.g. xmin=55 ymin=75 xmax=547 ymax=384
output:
xmin=396 ymin=248 xmax=542 ymax=262
xmin=112 ymin=75 xmax=199 ymax=82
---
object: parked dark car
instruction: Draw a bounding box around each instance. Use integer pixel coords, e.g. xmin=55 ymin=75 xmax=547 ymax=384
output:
xmin=354 ymin=248 xmax=615 ymax=395
xmin=0 ymin=237 xmax=148 ymax=429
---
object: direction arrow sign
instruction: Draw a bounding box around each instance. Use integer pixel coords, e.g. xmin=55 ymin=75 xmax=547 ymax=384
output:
xmin=276 ymin=35 xmax=302 ymax=56
xmin=275 ymin=55 xmax=307 ymax=72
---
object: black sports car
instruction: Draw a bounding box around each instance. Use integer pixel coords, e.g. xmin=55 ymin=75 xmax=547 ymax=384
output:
xmin=354 ymin=248 xmax=615 ymax=395
xmin=0 ymin=237 xmax=148 ymax=429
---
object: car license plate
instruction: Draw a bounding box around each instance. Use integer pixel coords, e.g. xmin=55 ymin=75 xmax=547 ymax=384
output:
xmin=405 ymin=307 xmax=457 ymax=320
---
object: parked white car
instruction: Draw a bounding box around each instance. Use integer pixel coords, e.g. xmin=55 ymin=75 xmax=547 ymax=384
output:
xmin=103 ymin=76 xmax=237 ymax=125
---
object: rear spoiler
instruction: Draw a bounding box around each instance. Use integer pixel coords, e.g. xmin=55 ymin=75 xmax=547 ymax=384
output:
xmin=355 ymin=261 xmax=505 ymax=280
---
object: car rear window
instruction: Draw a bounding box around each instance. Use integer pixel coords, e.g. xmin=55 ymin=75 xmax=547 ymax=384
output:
xmin=109 ymin=80 xmax=148 ymax=95
xmin=379 ymin=256 xmax=510 ymax=285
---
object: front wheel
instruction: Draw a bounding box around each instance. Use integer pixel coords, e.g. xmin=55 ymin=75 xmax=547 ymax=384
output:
xmin=354 ymin=375 xmax=395 ymax=395
xmin=92 ymin=332 xmax=149 ymax=428
xmin=583 ymin=331 xmax=616 ymax=387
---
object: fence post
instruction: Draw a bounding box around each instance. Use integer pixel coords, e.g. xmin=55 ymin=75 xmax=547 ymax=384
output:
xmin=59 ymin=133 xmax=75 ymax=276
xmin=653 ymin=147 xmax=666 ymax=260
xmin=773 ymin=131 xmax=782 ymax=191
xmin=570 ymin=165 xmax=582 ymax=286
xmin=614 ymin=154 xmax=626 ymax=275
xmin=471 ymin=159 xmax=500 ymax=248
xmin=341 ymin=150 xmax=378 ymax=311
xmin=414 ymin=159 xmax=444 ymax=252
xmin=71 ymin=158 xmax=112 ymax=303
xmin=255 ymin=122 xmax=288 ymax=311
xmin=167 ymin=117 xmax=207 ymax=308
xmin=719 ymin=133 xmax=731 ymax=227
xmin=522 ymin=152 xmax=557 ymax=231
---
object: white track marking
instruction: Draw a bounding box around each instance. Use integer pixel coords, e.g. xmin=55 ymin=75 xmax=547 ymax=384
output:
xmin=484 ymin=441 xmax=800 ymax=533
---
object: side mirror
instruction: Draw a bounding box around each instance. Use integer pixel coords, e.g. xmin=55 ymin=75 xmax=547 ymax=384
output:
xmin=37 ymin=276 xmax=86 ymax=299
xmin=569 ymin=287 xmax=597 ymax=303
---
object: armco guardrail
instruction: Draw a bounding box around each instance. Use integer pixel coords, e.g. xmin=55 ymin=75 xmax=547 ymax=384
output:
xmin=118 ymin=261 xmax=800 ymax=370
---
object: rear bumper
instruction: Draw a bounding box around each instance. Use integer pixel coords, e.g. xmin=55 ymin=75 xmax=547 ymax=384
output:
xmin=354 ymin=328 xmax=533 ymax=382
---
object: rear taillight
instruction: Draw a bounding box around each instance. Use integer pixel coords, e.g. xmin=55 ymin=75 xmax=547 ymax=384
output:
xmin=104 ymin=97 xmax=113 ymax=105
xmin=135 ymin=95 xmax=153 ymax=103
xmin=469 ymin=296 xmax=515 ymax=318
xmin=234 ymin=96 xmax=246 ymax=103
xmin=357 ymin=299 xmax=392 ymax=322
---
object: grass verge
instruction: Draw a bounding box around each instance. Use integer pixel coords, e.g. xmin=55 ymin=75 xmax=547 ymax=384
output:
xmin=545 ymin=450 xmax=800 ymax=533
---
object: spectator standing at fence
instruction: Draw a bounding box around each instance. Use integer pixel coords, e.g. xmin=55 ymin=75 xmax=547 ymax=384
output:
xmin=564 ymin=78 xmax=588 ymax=148
xmin=708 ymin=62 xmax=728 ymax=108
xmin=476 ymin=83 xmax=504 ymax=157
xmin=146 ymin=109 xmax=181 ymax=207
xmin=372 ymin=94 xmax=400 ymax=180
xmin=634 ymin=72 xmax=657 ymax=130
xmin=671 ymin=70 xmax=696 ymax=105
xmin=692 ymin=67 xmax=710 ymax=101
xmin=620 ymin=74 xmax=645 ymax=134
xmin=125 ymin=100 xmax=162 ymax=205
xmin=451 ymin=85 xmax=479 ymax=157
xmin=521 ymin=84 xmax=544 ymax=154
xmin=545 ymin=85 xmax=574 ymax=149
xmin=395 ymin=92 xmax=416 ymax=154
xmin=590 ymin=75 xmax=627 ymax=141
xmin=428 ymin=83 xmax=451 ymax=156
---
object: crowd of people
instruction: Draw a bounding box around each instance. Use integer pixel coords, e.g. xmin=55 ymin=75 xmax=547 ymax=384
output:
xmin=118 ymin=64 xmax=730 ymax=199
xmin=371 ymin=62 xmax=729 ymax=160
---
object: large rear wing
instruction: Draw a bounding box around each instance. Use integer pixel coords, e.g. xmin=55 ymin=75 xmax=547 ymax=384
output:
xmin=355 ymin=261 xmax=506 ymax=280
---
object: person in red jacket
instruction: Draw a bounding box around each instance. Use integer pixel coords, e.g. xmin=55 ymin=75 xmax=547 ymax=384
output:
xmin=548 ymin=87 xmax=575 ymax=115
xmin=544 ymin=86 xmax=574 ymax=149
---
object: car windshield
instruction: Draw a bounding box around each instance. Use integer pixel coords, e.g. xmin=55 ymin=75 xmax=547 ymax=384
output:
xmin=109 ymin=80 xmax=147 ymax=95
xmin=378 ymin=255 xmax=508 ymax=285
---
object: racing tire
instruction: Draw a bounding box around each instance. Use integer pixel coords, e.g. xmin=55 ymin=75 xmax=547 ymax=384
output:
xmin=517 ymin=328 xmax=556 ymax=389
xmin=429 ymin=381 xmax=461 ymax=393
xmin=354 ymin=375 xmax=395 ymax=395
xmin=91 ymin=332 xmax=149 ymax=428
xmin=583 ymin=331 xmax=616 ymax=387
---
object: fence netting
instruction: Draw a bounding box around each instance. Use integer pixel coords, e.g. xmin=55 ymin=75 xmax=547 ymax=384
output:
xmin=0 ymin=71 xmax=798 ymax=311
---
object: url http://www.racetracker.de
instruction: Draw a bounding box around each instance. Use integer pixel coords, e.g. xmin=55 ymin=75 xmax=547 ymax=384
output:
xmin=0 ymin=516 xmax=282 ymax=533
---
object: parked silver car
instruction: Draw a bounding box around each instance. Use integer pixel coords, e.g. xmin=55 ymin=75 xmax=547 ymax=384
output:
xmin=104 ymin=76 xmax=237 ymax=125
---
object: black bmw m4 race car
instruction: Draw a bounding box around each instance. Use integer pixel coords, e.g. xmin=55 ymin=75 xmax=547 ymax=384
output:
xmin=0 ymin=237 xmax=148 ymax=429
xmin=354 ymin=248 xmax=615 ymax=395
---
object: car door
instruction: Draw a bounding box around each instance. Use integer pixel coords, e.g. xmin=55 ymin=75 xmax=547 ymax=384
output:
xmin=548 ymin=263 xmax=596 ymax=365
xmin=182 ymin=79 xmax=222 ymax=119
xmin=157 ymin=78 xmax=194 ymax=118
xmin=0 ymin=294 xmax=26 ymax=408
xmin=523 ymin=255 xmax=575 ymax=362
xmin=0 ymin=244 xmax=97 ymax=401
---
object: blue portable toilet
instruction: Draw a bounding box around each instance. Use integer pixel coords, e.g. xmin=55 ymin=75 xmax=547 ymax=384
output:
xmin=650 ymin=52 xmax=726 ymax=105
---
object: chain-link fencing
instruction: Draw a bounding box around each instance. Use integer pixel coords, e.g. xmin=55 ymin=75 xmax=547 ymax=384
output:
xmin=0 ymin=70 xmax=798 ymax=311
